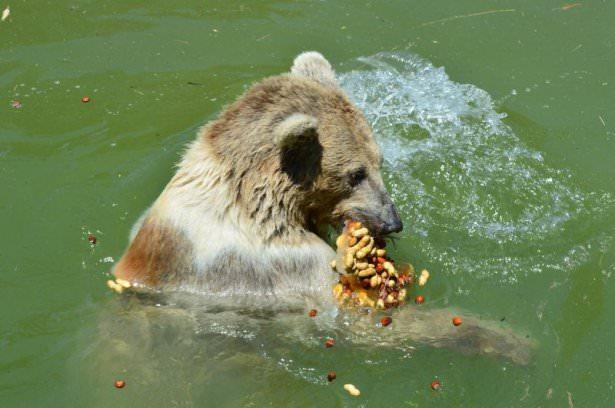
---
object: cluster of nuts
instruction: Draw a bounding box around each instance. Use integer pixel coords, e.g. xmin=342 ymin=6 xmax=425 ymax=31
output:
xmin=331 ymin=221 xmax=414 ymax=310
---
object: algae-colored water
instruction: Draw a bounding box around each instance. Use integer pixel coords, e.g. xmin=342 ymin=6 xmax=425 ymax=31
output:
xmin=1 ymin=1 xmax=614 ymax=406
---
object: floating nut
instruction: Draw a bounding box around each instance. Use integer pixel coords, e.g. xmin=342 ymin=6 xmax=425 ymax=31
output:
xmin=387 ymin=279 xmax=395 ymax=288
xmin=376 ymin=249 xmax=386 ymax=257
xmin=115 ymin=278 xmax=131 ymax=289
xmin=351 ymin=227 xmax=369 ymax=238
xmin=418 ymin=269 xmax=430 ymax=286
xmin=398 ymin=289 xmax=407 ymax=301
xmin=381 ymin=272 xmax=388 ymax=279
xmin=330 ymin=260 xmax=337 ymax=270
xmin=385 ymin=294 xmax=395 ymax=304
xmin=376 ymin=299 xmax=385 ymax=309
xmin=370 ymin=274 xmax=379 ymax=288
xmin=354 ymin=261 xmax=368 ymax=270
xmin=369 ymin=247 xmax=377 ymax=256
xmin=106 ymin=280 xmax=123 ymax=294
xmin=343 ymin=384 xmax=361 ymax=397
xmin=358 ymin=268 xmax=376 ymax=278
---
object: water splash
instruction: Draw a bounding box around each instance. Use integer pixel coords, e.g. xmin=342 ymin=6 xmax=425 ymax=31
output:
xmin=340 ymin=52 xmax=613 ymax=282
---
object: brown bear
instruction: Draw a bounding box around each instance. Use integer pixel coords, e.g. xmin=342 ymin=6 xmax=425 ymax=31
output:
xmin=114 ymin=51 xmax=402 ymax=299
xmin=110 ymin=52 xmax=534 ymax=364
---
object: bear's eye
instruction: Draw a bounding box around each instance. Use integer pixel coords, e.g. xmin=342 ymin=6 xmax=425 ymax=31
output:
xmin=348 ymin=167 xmax=367 ymax=187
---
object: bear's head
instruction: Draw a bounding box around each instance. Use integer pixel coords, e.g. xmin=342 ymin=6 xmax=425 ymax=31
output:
xmin=202 ymin=52 xmax=402 ymax=241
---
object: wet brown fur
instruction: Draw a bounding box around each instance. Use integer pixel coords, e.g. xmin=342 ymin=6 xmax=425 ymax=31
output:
xmin=114 ymin=52 xmax=391 ymax=292
xmin=199 ymin=74 xmax=381 ymax=241
xmin=115 ymin=217 xmax=194 ymax=286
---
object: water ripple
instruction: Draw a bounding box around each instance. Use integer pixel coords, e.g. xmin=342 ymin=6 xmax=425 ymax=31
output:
xmin=340 ymin=52 xmax=613 ymax=281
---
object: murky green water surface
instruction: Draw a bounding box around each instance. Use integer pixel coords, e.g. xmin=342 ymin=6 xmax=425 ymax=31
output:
xmin=1 ymin=1 xmax=614 ymax=406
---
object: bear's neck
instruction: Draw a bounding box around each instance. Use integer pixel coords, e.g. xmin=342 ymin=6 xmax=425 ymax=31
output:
xmin=165 ymin=138 xmax=312 ymax=244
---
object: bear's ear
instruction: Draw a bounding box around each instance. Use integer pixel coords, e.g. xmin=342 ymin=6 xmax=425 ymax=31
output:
xmin=274 ymin=113 xmax=319 ymax=148
xmin=274 ymin=113 xmax=323 ymax=185
xmin=291 ymin=51 xmax=339 ymax=89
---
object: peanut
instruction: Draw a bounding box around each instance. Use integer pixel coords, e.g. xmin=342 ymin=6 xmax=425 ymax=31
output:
xmin=336 ymin=234 xmax=346 ymax=248
xmin=418 ymin=269 xmax=430 ymax=286
xmin=333 ymin=283 xmax=343 ymax=298
xmin=357 ymin=268 xmax=376 ymax=278
xmin=330 ymin=260 xmax=337 ymax=270
xmin=344 ymin=252 xmax=354 ymax=269
xmin=352 ymin=235 xmax=371 ymax=251
xmin=383 ymin=261 xmax=396 ymax=275
xmin=355 ymin=238 xmax=374 ymax=259
xmin=106 ymin=280 xmax=123 ymax=294
xmin=351 ymin=227 xmax=369 ymax=238
xmin=343 ymin=384 xmax=361 ymax=397
xmin=115 ymin=278 xmax=131 ymax=289
xmin=376 ymin=249 xmax=386 ymax=257
xmin=357 ymin=290 xmax=375 ymax=307
xmin=347 ymin=221 xmax=362 ymax=233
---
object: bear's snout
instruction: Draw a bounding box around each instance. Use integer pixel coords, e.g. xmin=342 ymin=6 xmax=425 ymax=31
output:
xmin=342 ymin=195 xmax=403 ymax=237
xmin=380 ymin=202 xmax=403 ymax=234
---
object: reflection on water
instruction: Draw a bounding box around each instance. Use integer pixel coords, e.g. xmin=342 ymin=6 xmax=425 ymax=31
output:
xmin=77 ymin=289 xmax=534 ymax=407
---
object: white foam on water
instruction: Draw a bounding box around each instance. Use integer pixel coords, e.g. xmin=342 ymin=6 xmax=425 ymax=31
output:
xmin=340 ymin=53 xmax=613 ymax=282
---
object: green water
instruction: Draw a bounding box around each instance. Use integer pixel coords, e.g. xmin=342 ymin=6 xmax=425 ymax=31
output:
xmin=1 ymin=1 xmax=614 ymax=406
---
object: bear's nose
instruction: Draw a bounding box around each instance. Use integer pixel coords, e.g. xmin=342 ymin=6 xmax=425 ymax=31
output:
xmin=381 ymin=203 xmax=403 ymax=234
xmin=382 ymin=217 xmax=403 ymax=234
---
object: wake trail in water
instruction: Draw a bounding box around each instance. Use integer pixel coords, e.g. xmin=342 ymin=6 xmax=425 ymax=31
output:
xmin=340 ymin=52 xmax=614 ymax=284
